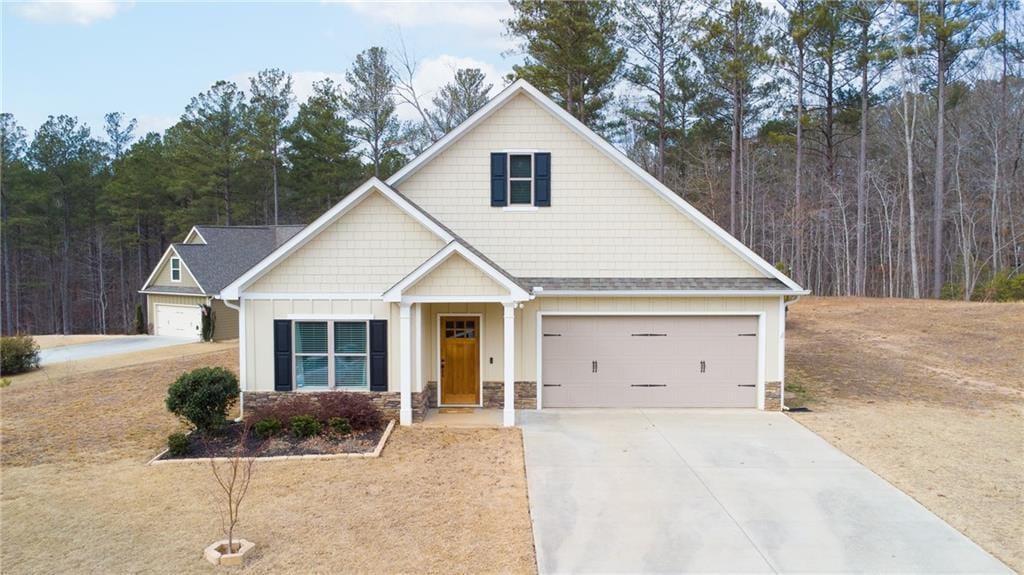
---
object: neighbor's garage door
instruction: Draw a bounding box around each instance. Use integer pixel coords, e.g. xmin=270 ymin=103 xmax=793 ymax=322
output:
xmin=541 ymin=316 xmax=758 ymax=408
xmin=154 ymin=304 xmax=202 ymax=339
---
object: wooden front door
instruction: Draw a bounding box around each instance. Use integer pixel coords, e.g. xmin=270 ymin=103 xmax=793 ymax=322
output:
xmin=440 ymin=316 xmax=480 ymax=404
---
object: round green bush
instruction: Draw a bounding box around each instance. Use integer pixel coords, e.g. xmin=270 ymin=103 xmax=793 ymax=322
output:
xmin=0 ymin=335 xmax=40 ymax=376
xmin=167 ymin=432 xmax=190 ymax=457
xmin=328 ymin=416 xmax=352 ymax=435
xmin=290 ymin=414 xmax=321 ymax=438
xmin=253 ymin=417 xmax=283 ymax=438
xmin=165 ymin=367 xmax=239 ymax=433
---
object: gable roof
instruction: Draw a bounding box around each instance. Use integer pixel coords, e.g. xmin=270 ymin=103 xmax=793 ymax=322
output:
xmin=220 ymin=178 xmax=460 ymax=299
xmin=141 ymin=225 xmax=303 ymax=296
xmin=382 ymin=242 xmax=531 ymax=302
xmin=387 ymin=79 xmax=804 ymax=293
xmin=522 ymin=277 xmax=793 ymax=296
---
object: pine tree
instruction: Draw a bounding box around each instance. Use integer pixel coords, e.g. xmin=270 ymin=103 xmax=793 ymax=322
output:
xmin=285 ymin=78 xmax=362 ymax=217
xmin=343 ymin=47 xmax=400 ymax=178
xmin=247 ymin=69 xmax=294 ymax=224
xmin=506 ymin=0 xmax=625 ymax=129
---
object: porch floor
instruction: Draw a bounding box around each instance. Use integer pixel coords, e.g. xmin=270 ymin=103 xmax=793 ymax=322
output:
xmin=421 ymin=408 xmax=504 ymax=428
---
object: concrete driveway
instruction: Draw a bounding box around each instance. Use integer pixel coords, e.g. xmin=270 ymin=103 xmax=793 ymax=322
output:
xmin=520 ymin=409 xmax=1009 ymax=574
xmin=38 ymin=335 xmax=197 ymax=365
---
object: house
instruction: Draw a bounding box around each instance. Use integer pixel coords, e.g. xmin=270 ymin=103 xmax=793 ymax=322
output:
xmin=140 ymin=225 xmax=303 ymax=340
xmin=147 ymin=80 xmax=807 ymax=427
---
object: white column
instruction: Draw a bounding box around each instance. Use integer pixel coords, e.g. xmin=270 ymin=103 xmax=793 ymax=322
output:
xmin=399 ymin=302 xmax=413 ymax=426
xmin=503 ymin=302 xmax=516 ymax=427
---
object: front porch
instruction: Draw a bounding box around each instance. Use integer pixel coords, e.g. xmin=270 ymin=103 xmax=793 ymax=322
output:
xmin=384 ymin=241 xmax=534 ymax=427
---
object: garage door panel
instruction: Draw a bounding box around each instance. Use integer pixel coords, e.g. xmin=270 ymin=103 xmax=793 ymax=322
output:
xmin=541 ymin=315 xmax=757 ymax=408
xmin=155 ymin=304 xmax=202 ymax=339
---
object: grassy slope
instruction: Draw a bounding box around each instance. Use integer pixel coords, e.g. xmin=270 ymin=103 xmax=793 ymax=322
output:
xmin=786 ymin=297 xmax=1024 ymax=571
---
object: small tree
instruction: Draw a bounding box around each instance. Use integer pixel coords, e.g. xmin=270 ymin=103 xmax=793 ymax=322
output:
xmin=200 ymin=304 xmax=216 ymax=342
xmin=207 ymin=425 xmax=258 ymax=555
xmin=134 ymin=304 xmax=145 ymax=334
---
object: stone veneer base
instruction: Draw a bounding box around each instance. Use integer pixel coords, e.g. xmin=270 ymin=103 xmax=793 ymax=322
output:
xmin=423 ymin=381 xmax=537 ymax=410
xmin=244 ymin=391 xmax=428 ymax=423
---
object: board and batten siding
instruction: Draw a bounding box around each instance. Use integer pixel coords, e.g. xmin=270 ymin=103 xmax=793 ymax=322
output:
xmin=397 ymin=94 xmax=765 ymax=279
xmin=405 ymin=254 xmax=508 ymax=297
xmin=249 ymin=191 xmax=445 ymax=294
xmin=211 ymin=298 xmax=239 ymax=341
xmin=243 ymin=299 xmax=404 ymax=392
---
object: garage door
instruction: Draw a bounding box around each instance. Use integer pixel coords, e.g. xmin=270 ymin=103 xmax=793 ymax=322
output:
xmin=155 ymin=304 xmax=202 ymax=339
xmin=541 ymin=316 xmax=758 ymax=408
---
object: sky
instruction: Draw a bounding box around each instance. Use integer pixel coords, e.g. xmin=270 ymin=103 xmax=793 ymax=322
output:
xmin=2 ymin=1 xmax=518 ymax=138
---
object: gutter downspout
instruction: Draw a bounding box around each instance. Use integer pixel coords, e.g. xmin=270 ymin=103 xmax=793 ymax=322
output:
xmin=222 ymin=298 xmax=244 ymax=421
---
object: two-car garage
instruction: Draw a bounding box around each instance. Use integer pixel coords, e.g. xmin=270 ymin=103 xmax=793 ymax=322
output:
xmin=540 ymin=315 xmax=760 ymax=408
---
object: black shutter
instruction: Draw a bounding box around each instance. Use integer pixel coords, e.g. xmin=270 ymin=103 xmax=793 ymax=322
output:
xmin=490 ymin=152 xmax=508 ymax=206
xmin=273 ymin=319 xmax=292 ymax=391
xmin=369 ymin=320 xmax=388 ymax=391
xmin=534 ymin=152 xmax=551 ymax=206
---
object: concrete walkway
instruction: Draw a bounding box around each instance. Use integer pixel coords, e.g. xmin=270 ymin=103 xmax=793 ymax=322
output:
xmin=520 ymin=409 xmax=1009 ymax=574
xmin=38 ymin=335 xmax=197 ymax=365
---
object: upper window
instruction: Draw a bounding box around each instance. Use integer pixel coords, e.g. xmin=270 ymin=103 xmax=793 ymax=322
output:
xmin=294 ymin=321 xmax=369 ymax=391
xmin=508 ymin=154 xmax=533 ymax=205
xmin=170 ymin=257 xmax=181 ymax=282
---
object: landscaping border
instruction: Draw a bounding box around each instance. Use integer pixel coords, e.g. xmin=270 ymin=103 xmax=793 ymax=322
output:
xmin=146 ymin=419 xmax=396 ymax=465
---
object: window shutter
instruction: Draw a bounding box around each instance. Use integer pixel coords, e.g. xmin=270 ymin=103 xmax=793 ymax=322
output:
xmin=534 ymin=152 xmax=551 ymax=206
xmin=369 ymin=320 xmax=388 ymax=391
xmin=273 ymin=319 xmax=292 ymax=391
xmin=490 ymin=152 xmax=508 ymax=206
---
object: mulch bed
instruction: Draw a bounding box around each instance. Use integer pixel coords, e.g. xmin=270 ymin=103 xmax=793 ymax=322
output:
xmin=160 ymin=421 xmax=386 ymax=460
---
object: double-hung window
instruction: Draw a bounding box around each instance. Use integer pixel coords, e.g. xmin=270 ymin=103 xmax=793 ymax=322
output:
xmin=508 ymin=154 xmax=534 ymax=205
xmin=170 ymin=257 xmax=181 ymax=282
xmin=294 ymin=321 xmax=369 ymax=391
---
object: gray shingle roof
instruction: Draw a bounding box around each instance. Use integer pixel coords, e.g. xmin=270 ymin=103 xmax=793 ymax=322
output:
xmin=519 ymin=277 xmax=790 ymax=292
xmin=144 ymin=225 xmax=304 ymax=295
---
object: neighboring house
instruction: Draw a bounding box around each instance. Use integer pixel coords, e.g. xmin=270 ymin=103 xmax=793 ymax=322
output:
xmin=159 ymin=80 xmax=806 ymax=426
xmin=140 ymin=225 xmax=303 ymax=341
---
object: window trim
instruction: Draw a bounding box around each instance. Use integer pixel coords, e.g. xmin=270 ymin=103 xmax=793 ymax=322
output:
xmin=507 ymin=152 xmax=535 ymax=206
xmin=169 ymin=257 xmax=181 ymax=283
xmin=292 ymin=319 xmax=370 ymax=392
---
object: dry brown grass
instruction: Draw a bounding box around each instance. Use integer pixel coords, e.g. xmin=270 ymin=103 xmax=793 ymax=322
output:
xmin=0 ymin=345 xmax=536 ymax=574
xmin=786 ymin=297 xmax=1024 ymax=571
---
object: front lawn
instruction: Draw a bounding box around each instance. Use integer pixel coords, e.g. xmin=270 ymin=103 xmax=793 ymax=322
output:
xmin=0 ymin=346 xmax=536 ymax=574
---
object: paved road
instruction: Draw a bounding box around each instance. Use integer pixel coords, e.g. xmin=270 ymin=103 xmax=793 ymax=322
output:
xmin=520 ymin=409 xmax=1010 ymax=574
xmin=38 ymin=335 xmax=197 ymax=365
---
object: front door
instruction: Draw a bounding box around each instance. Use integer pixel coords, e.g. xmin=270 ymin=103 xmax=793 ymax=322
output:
xmin=440 ymin=316 xmax=480 ymax=405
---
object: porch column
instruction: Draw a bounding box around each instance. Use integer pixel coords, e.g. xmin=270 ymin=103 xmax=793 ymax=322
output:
xmin=399 ymin=302 xmax=413 ymax=426
xmin=503 ymin=302 xmax=516 ymax=427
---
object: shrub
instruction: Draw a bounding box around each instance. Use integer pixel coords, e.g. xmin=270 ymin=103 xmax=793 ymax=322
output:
xmin=134 ymin=304 xmax=146 ymax=334
xmin=315 ymin=393 xmax=383 ymax=431
xmin=973 ymin=271 xmax=1024 ymax=302
xmin=253 ymin=417 xmax=283 ymax=438
xmin=0 ymin=377 xmax=12 ymax=388
xmin=165 ymin=367 xmax=239 ymax=433
xmin=245 ymin=392 xmax=383 ymax=432
xmin=200 ymin=304 xmax=216 ymax=342
xmin=328 ymin=416 xmax=352 ymax=435
xmin=0 ymin=335 xmax=40 ymax=375
xmin=290 ymin=415 xmax=321 ymax=438
xmin=167 ymin=432 xmax=190 ymax=456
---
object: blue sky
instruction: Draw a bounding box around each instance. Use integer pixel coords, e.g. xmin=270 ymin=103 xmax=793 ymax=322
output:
xmin=2 ymin=1 xmax=517 ymax=138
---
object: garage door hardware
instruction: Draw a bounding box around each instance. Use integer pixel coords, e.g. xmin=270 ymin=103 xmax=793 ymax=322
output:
xmin=700 ymin=360 xmax=706 ymax=373
xmin=737 ymin=333 xmax=757 ymax=337
xmin=630 ymin=384 xmax=667 ymax=387
xmin=591 ymin=360 xmax=598 ymax=373
xmin=630 ymin=333 xmax=667 ymax=337
xmin=737 ymin=384 xmax=756 ymax=387
xmin=543 ymin=384 xmax=562 ymax=387
xmin=543 ymin=333 xmax=562 ymax=337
